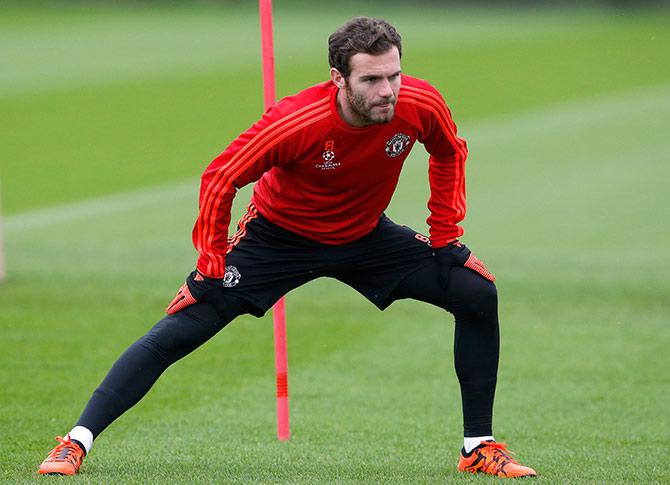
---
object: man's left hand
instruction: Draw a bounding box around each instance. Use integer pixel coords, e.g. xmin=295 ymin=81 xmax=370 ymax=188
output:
xmin=433 ymin=241 xmax=495 ymax=286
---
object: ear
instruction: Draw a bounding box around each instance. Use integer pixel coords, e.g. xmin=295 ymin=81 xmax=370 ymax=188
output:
xmin=330 ymin=68 xmax=345 ymax=89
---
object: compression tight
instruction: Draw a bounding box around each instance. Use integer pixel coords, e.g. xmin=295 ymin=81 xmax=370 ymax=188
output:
xmin=76 ymin=298 xmax=248 ymax=437
xmin=389 ymin=265 xmax=500 ymax=437
xmin=77 ymin=265 xmax=498 ymax=439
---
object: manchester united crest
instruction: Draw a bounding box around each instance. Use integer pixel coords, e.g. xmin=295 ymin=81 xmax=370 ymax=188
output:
xmin=222 ymin=265 xmax=241 ymax=288
xmin=385 ymin=133 xmax=411 ymax=158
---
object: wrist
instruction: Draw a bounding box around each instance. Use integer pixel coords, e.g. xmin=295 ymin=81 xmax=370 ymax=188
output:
xmin=194 ymin=269 xmax=223 ymax=283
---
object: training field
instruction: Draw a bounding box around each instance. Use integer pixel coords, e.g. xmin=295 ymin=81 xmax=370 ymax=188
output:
xmin=1 ymin=2 xmax=669 ymax=483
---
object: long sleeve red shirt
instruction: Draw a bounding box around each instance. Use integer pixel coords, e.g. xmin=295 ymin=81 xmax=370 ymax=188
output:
xmin=194 ymin=74 xmax=467 ymax=278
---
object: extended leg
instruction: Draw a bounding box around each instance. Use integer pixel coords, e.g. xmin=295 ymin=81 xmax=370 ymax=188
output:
xmin=77 ymin=298 xmax=248 ymax=438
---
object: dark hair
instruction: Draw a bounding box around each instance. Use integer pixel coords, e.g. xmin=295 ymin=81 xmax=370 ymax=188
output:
xmin=328 ymin=17 xmax=402 ymax=78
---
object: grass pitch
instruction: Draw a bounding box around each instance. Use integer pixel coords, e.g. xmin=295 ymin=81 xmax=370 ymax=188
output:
xmin=1 ymin=2 xmax=669 ymax=483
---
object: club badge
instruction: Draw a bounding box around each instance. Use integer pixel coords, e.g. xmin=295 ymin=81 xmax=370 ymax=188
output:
xmin=222 ymin=265 xmax=241 ymax=287
xmin=385 ymin=133 xmax=411 ymax=158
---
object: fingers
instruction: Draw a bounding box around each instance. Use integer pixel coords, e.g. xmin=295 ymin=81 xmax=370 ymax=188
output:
xmin=463 ymin=253 xmax=496 ymax=282
xmin=166 ymin=282 xmax=198 ymax=314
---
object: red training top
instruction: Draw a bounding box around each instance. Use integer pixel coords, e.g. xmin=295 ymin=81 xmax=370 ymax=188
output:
xmin=194 ymin=75 xmax=468 ymax=278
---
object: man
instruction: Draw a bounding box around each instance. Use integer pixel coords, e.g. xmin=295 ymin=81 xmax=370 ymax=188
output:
xmin=38 ymin=17 xmax=536 ymax=478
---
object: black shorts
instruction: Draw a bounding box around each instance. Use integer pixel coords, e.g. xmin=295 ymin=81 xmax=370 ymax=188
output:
xmin=221 ymin=205 xmax=435 ymax=316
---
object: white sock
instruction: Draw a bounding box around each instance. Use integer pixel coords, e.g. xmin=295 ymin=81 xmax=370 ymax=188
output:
xmin=464 ymin=436 xmax=495 ymax=454
xmin=68 ymin=426 xmax=94 ymax=454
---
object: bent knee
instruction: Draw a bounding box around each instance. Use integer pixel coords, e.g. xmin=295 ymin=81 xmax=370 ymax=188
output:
xmin=446 ymin=267 xmax=498 ymax=322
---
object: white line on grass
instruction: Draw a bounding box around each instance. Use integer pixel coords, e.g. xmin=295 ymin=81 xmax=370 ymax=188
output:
xmin=4 ymin=179 xmax=197 ymax=233
xmin=459 ymin=82 xmax=670 ymax=143
xmin=5 ymin=82 xmax=670 ymax=234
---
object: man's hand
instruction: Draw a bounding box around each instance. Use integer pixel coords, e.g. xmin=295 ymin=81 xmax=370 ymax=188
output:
xmin=433 ymin=241 xmax=495 ymax=287
xmin=166 ymin=270 xmax=224 ymax=315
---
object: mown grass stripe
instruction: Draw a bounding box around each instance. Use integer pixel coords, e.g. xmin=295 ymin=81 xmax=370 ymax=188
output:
xmin=5 ymin=82 xmax=669 ymax=234
xmin=4 ymin=179 xmax=197 ymax=233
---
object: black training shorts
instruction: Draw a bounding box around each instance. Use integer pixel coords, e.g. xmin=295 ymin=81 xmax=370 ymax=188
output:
xmin=219 ymin=204 xmax=436 ymax=316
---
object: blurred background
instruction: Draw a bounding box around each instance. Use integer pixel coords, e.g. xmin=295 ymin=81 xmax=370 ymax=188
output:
xmin=1 ymin=1 xmax=669 ymax=482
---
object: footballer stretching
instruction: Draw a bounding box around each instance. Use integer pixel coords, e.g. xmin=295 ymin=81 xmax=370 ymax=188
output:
xmin=39 ymin=17 xmax=536 ymax=479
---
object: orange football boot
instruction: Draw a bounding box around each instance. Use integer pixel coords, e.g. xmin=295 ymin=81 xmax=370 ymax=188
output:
xmin=458 ymin=441 xmax=537 ymax=478
xmin=38 ymin=435 xmax=86 ymax=475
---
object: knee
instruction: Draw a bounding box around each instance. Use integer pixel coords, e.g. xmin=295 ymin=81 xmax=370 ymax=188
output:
xmin=446 ymin=267 xmax=498 ymax=323
xmin=462 ymin=281 xmax=497 ymax=323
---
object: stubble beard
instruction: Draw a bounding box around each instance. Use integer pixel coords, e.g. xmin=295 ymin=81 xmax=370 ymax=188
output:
xmin=345 ymin=84 xmax=395 ymax=125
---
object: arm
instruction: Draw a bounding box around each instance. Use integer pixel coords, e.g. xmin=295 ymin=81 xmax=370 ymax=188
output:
xmin=414 ymin=85 xmax=468 ymax=248
xmin=414 ymin=84 xmax=494 ymax=283
xmin=167 ymin=109 xmax=286 ymax=314
xmin=193 ymin=119 xmax=280 ymax=278
xmin=427 ymin=148 xmax=467 ymax=248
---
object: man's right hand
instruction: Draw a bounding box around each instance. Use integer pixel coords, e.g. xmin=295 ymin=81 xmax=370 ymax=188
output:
xmin=166 ymin=270 xmax=223 ymax=314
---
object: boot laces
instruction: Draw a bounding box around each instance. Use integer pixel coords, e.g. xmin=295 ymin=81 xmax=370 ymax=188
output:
xmin=479 ymin=442 xmax=518 ymax=474
xmin=48 ymin=436 xmax=83 ymax=463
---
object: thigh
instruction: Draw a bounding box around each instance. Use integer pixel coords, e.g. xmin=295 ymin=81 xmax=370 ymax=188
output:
xmin=388 ymin=263 xmax=498 ymax=321
xmin=219 ymin=209 xmax=328 ymax=316
xmin=144 ymin=300 xmax=243 ymax=363
xmin=333 ymin=216 xmax=435 ymax=309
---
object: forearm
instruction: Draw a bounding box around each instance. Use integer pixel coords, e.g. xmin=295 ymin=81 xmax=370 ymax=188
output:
xmin=427 ymin=153 xmax=466 ymax=247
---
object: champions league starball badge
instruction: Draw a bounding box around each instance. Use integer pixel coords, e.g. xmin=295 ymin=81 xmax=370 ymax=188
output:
xmin=385 ymin=133 xmax=411 ymax=158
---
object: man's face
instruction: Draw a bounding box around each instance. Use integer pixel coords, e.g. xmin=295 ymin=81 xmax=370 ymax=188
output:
xmin=332 ymin=47 xmax=401 ymax=127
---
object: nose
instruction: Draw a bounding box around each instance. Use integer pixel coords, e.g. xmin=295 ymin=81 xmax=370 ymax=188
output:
xmin=379 ymin=80 xmax=394 ymax=98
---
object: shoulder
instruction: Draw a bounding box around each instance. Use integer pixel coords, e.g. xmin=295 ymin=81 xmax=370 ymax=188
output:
xmin=266 ymin=81 xmax=335 ymax=123
xmin=239 ymin=81 xmax=334 ymax=156
xmin=396 ymin=75 xmax=457 ymax=131
xmin=398 ymin=74 xmax=449 ymax=111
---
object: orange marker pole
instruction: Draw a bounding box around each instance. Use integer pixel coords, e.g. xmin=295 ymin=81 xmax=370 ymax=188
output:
xmin=259 ymin=0 xmax=290 ymax=441
xmin=273 ymin=295 xmax=290 ymax=441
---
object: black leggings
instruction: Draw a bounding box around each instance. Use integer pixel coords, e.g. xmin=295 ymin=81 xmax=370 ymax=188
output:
xmin=77 ymin=265 xmax=498 ymax=438
xmin=390 ymin=264 xmax=499 ymax=437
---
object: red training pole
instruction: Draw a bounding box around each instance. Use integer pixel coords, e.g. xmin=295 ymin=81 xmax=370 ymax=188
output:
xmin=273 ymin=296 xmax=290 ymax=441
xmin=259 ymin=0 xmax=290 ymax=442
xmin=260 ymin=0 xmax=276 ymax=108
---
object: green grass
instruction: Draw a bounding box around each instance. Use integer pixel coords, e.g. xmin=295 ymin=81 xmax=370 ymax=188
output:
xmin=2 ymin=3 xmax=669 ymax=213
xmin=1 ymin=2 xmax=669 ymax=483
